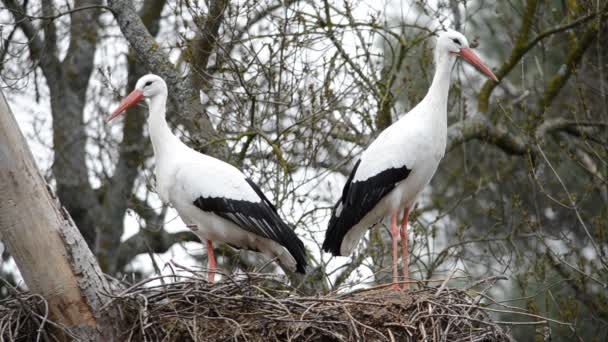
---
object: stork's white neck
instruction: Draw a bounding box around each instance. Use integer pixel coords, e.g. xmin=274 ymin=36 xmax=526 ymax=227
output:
xmin=422 ymin=53 xmax=455 ymax=109
xmin=147 ymin=94 xmax=181 ymax=158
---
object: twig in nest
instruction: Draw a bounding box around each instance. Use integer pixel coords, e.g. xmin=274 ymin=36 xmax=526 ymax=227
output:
xmin=2 ymin=270 xmax=534 ymax=341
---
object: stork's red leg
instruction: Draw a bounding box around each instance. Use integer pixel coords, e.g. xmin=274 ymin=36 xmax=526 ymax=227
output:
xmin=390 ymin=208 xmax=399 ymax=290
xmin=400 ymin=208 xmax=410 ymax=290
xmin=207 ymin=240 xmax=216 ymax=282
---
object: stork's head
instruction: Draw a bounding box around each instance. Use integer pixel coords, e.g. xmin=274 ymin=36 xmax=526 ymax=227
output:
xmin=435 ymin=29 xmax=498 ymax=82
xmin=107 ymin=74 xmax=167 ymax=122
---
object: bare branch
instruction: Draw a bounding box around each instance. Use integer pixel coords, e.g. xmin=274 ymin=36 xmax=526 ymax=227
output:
xmin=189 ymin=0 xmax=228 ymax=90
xmin=48 ymin=0 xmax=105 ymax=251
xmin=105 ymin=0 xmax=166 ymax=215
xmin=477 ymin=2 xmax=608 ymax=113
xmin=40 ymin=1 xmax=57 ymax=58
xmin=321 ymin=0 xmax=381 ymax=101
xmin=5 ymin=3 xmax=110 ymax=20
xmin=100 ymin=0 xmax=168 ymax=273
xmin=539 ymin=23 xmax=600 ymax=110
xmin=446 ymin=114 xmax=528 ymax=155
xmin=547 ymin=252 xmax=608 ymax=322
xmin=447 ymin=113 xmax=607 ymax=159
xmin=1 ymin=0 xmax=60 ymax=79
xmin=224 ymin=0 xmax=301 ymax=56
xmin=107 ymin=0 xmax=228 ymax=157
xmin=535 ymin=118 xmax=608 ymax=142
xmin=116 ymin=230 xmax=198 ymax=271
xmin=477 ymin=0 xmax=538 ymax=113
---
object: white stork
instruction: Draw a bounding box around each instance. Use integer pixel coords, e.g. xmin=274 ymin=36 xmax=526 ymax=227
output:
xmin=322 ymin=29 xmax=498 ymax=289
xmin=107 ymin=75 xmax=307 ymax=281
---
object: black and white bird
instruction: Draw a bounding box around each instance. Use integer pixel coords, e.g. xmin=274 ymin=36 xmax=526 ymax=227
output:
xmin=108 ymin=75 xmax=307 ymax=281
xmin=322 ymin=29 xmax=498 ymax=289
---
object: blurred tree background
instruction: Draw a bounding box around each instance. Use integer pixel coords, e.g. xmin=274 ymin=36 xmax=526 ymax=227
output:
xmin=0 ymin=0 xmax=606 ymax=340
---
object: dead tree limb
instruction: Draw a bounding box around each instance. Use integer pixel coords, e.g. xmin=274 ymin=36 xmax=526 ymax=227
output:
xmin=0 ymin=90 xmax=121 ymax=340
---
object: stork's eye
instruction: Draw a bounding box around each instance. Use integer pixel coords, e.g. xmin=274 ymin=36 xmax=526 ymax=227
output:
xmin=452 ymin=38 xmax=461 ymax=45
xmin=144 ymin=81 xmax=153 ymax=87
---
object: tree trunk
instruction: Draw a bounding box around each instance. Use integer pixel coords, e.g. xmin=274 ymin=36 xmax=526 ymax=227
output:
xmin=0 ymin=90 xmax=121 ymax=340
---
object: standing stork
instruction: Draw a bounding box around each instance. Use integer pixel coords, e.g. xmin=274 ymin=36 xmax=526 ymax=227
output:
xmin=107 ymin=75 xmax=307 ymax=281
xmin=322 ymin=29 xmax=498 ymax=289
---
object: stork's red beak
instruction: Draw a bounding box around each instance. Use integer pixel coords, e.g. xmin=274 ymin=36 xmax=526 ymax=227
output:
xmin=107 ymin=89 xmax=144 ymax=122
xmin=458 ymin=48 xmax=499 ymax=82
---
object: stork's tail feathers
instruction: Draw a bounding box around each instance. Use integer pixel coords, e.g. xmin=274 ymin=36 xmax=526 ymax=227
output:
xmin=272 ymin=219 xmax=308 ymax=274
xmin=322 ymin=201 xmax=345 ymax=256
xmin=289 ymin=232 xmax=308 ymax=274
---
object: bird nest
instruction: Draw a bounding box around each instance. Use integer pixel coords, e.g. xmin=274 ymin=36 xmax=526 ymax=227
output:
xmin=0 ymin=270 xmax=517 ymax=341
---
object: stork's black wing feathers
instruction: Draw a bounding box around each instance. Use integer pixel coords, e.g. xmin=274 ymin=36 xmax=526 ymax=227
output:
xmin=193 ymin=178 xmax=307 ymax=273
xmin=322 ymin=160 xmax=411 ymax=255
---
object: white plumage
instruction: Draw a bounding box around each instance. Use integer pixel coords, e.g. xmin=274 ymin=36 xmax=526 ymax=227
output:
xmin=338 ymin=108 xmax=447 ymax=255
xmin=108 ymin=75 xmax=307 ymax=280
xmin=323 ymin=29 xmax=498 ymax=289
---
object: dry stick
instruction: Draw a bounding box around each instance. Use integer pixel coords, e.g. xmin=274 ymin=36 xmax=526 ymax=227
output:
xmin=436 ymin=269 xmax=459 ymax=296
xmin=384 ymin=322 xmax=416 ymax=331
xmin=298 ymin=297 xmax=385 ymax=306
xmin=354 ymin=276 xmax=470 ymax=294
xmin=387 ymin=328 xmax=396 ymax=342
xmin=204 ymin=316 xmax=248 ymax=341
xmin=0 ymin=279 xmax=67 ymax=341
xmin=340 ymin=306 xmax=361 ymax=340
xmin=452 ymin=304 xmax=571 ymax=327
xmin=7 ymin=268 xmax=511 ymax=341
xmin=252 ymin=285 xmax=292 ymax=315
xmin=33 ymin=294 xmax=48 ymax=342
xmin=465 ymin=275 xmax=509 ymax=290
xmin=419 ymin=322 xmax=427 ymax=340
xmin=429 ymin=302 xmax=437 ymax=340
xmin=299 ymin=301 xmax=320 ymax=321
xmin=426 ymin=313 xmax=547 ymax=327
xmin=343 ymin=305 xmax=388 ymax=341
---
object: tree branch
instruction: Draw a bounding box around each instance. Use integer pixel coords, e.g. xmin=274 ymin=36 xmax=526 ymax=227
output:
xmin=523 ymin=9 xmax=607 ymax=58
xmin=224 ymin=0 xmax=300 ymax=56
xmin=535 ymin=118 xmax=608 ymax=142
xmin=100 ymin=0 xmax=167 ymax=273
xmin=2 ymin=0 xmax=108 ymax=252
xmin=477 ymin=2 xmax=608 ymax=113
xmin=321 ymin=0 xmax=381 ymax=101
xmin=539 ymin=22 xmax=600 ymax=110
xmin=1 ymin=0 xmax=60 ymax=79
xmin=332 ymin=251 xmax=366 ymax=289
xmin=189 ymin=0 xmax=228 ymax=90
xmin=107 ymin=0 xmax=228 ymax=157
xmin=446 ymin=113 xmax=607 ymax=159
xmin=6 ymin=4 xmax=109 ymax=20
xmin=0 ymin=24 xmax=18 ymax=74
xmin=62 ymin=0 xmax=103 ymax=90
xmin=446 ymin=114 xmax=528 ymax=155
xmin=546 ymin=252 xmax=608 ymax=322
xmin=0 ymin=87 xmax=122 ymax=339
xmin=48 ymin=0 xmax=104 ymax=251
xmin=477 ymin=0 xmax=538 ymax=113
xmin=116 ymin=230 xmax=198 ymax=271
xmin=105 ymin=0 xmax=166 ymax=216
xmin=40 ymin=0 xmax=57 ymax=58
xmin=128 ymin=196 xmax=166 ymax=230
